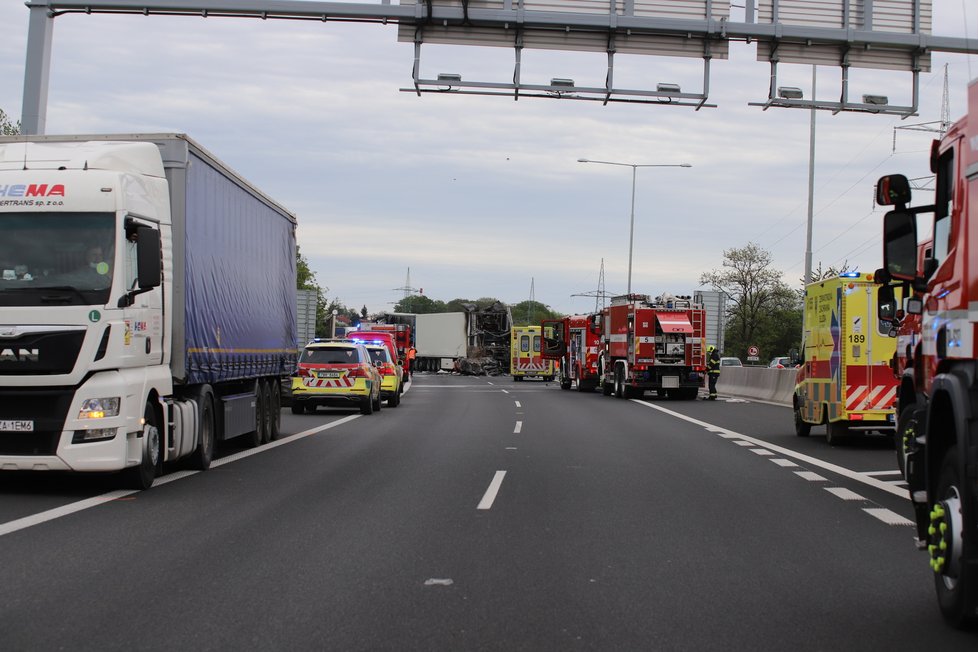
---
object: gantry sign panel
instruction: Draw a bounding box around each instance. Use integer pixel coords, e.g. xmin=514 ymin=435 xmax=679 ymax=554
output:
xmin=398 ymin=0 xmax=729 ymax=105
xmin=756 ymin=0 xmax=932 ymax=72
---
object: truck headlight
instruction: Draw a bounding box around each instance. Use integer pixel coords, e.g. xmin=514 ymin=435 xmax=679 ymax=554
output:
xmin=78 ymin=397 xmax=121 ymax=419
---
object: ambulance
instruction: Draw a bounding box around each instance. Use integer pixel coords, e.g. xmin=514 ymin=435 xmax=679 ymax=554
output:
xmin=793 ymin=272 xmax=899 ymax=445
xmin=510 ymin=325 xmax=555 ymax=381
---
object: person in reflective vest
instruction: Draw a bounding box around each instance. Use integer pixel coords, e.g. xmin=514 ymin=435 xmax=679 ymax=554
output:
xmin=706 ymin=345 xmax=721 ymax=400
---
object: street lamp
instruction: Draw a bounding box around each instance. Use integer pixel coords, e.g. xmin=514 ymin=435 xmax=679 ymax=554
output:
xmin=577 ymin=158 xmax=692 ymax=295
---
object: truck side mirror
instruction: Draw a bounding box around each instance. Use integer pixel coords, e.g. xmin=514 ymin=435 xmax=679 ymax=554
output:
xmin=882 ymin=211 xmax=917 ymax=282
xmin=876 ymin=174 xmax=912 ymax=206
xmin=877 ymin=285 xmax=897 ymax=321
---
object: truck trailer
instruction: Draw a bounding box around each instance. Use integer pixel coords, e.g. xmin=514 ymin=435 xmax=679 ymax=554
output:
xmin=0 ymin=134 xmax=298 ymax=489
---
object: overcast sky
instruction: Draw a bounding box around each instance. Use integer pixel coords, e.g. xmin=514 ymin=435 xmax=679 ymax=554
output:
xmin=1 ymin=2 xmax=976 ymax=315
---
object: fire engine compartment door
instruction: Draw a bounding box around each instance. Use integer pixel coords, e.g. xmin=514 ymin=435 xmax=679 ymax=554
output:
xmin=654 ymin=313 xmax=694 ymax=334
xmin=540 ymin=319 xmax=565 ymax=359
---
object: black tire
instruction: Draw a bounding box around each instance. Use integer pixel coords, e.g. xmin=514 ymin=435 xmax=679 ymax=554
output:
xmin=268 ymin=379 xmax=282 ymax=441
xmin=560 ymin=374 xmax=572 ymax=391
xmin=930 ymin=446 xmax=978 ymax=628
xmin=243 ymin=381 xmax=265 ymax=448
xmin=387 ymin=391 xmax=399 ymax=408
xmin=260 ymin=380 xmax=274 ymax=445
xmin=826 ymin=420 xmax=847 ymax=446
xmin=373 ymin=387 xmax=382 ymax=412
xmin=187 ymin=390 xmax=215 ymax=471
xmin=896 ymin=405 xmax=916 ymax=479
xmin=122 ymin=403 xmax=161 ymax=490
xmin=614 ymin=366 xmax=624 ymax=399
xmin=360 ymin=394 xmax=373 ymax=415
xmin=291 ymin=403 xmax=304 ymax=415
xmin=794 ymin=400 xmax=812 ymax=437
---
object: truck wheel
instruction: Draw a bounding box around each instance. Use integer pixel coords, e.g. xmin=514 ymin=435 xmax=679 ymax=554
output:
xmin=360 ymin=395 xmax=373 ymax=415
xmin=260 ymin=380 xmax=274 ymax=445
xmin=241 ymin=381 xmax=266 ymax=448
xmin=123 ymin=403 xmax=162 ymax=490
xmin=267 ymin=379 xmax=282 ymax=441
xmin=187 ymin=390 xmax=215 ymax=471
xmin=794 ymin=401 xmax=811 ymax=437
xmin=614 ymin=367 xmax=624 ymax=399
xmin=896 ymin=405 xmax=916 ymax=479
xmin=826 ymin=420 xmax=847 ymax=446
xmin=929 ymin=446 xmax=978 ymax=628
xmin=560 ymin=376 xmax=572 ymax=390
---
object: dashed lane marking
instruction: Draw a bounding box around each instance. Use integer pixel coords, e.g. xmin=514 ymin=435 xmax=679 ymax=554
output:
xmin=515 ymin=401 xmax=522 ymax=408
xmin=749 ymin=448 xmax=775 ymax=456
xmin=825 ymin=487 xmax=866 ymax=501
xmin=477 ymin=471 xmax=507 ymax=510
xmin=514 ymin=421 xmax=522 ymax=434
xmin=632 ymin=399 xmax=907 ymax=499
xmin=863 ymin=508 xmax=914 ymax=526
xmin=796 ymin=471 xmax=829 ymax=482
xmin=733 ymin=440 xmax=754 ymax=447
xmin=771 ymin=459 xmax=799 ymax=468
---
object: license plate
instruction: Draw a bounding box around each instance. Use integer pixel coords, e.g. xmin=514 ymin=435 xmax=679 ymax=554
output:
xmin=0 ymin=420 xmax=33 ymax=432
xmin=318 ymin=371 xmax=341 ymax=379
xmin=662 ymin=376 xmax=680 ymax=388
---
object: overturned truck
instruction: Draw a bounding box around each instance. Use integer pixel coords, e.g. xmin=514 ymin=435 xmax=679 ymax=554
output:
xmin=377 ymin=302 xmax=513 ymax=374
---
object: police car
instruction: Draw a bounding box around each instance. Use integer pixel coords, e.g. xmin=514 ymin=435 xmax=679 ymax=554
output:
xmin=290 ymin=339 xmax=383 ymax=415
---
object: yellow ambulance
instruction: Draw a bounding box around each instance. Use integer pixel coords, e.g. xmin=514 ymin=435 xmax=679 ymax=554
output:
xmin=510 ymin=325 xmax=555 ymax=381
xmin=793 ymin=273 xmax=899 ymax=445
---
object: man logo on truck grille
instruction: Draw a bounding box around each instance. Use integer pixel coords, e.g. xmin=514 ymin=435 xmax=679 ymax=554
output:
xmin=0 ymin=348 xmax=39 ymax=363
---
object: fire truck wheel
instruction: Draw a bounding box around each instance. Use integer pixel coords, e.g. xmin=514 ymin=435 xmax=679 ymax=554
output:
xmin=614 ymin=367 xmax=624 ymax=399
xmin=931 ymin=446 xmax=978 ymax=628
xmin=826 ymin=420 xmax=848 ymax=446
xmin=896 ymin=405 xmax=916 ymax=479
xmin=122 ymin=403 xmax=162 ymax=490
xmin=794 ymin=403 xmax=811 ymax=437
xmin=560 ymin=378 xmax=572 ymax=390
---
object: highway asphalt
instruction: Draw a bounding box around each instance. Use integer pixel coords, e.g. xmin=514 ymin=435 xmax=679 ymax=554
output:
xmin=0 ymin=374 xmax=974 ymax=650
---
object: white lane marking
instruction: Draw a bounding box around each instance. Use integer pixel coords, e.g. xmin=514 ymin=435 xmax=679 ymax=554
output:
xmin=514 ymin=421 xmax=522 ymax=434
xmin=771 ymin=459 xmax=799 ymax=468
xmin=477 ymin=471 xmax=507 ymax=510
xmin=0 ymin=414 xmax=363 ymax=538
xmin=825 ymin=487 xmax=866 ymax=501
xmin=505 ymin=447 xmax=518 ymax=451
xmin=796 ymin=471 xmax=829 ymax=482
xmin=632 ymin=399 xmax=908 ymax=499
xmin=515 ymin=401 xmax=522 ymax=408
xmin=750 ymin=448 xmax=775 ymax=456
xmin=424 ymin=578 xmax=454 ymax=586
xmin=733 ymin=440 xmax=754 ymax=447
xmin=863 ymin=508 xmax=914 ymax=526
xmin=487 ymin=382 xmax=495 ymax=386
xmin=864 ymin=470 xmax=903 ymax=477
xmin=501 ymin=389 xmax=509 ymax=394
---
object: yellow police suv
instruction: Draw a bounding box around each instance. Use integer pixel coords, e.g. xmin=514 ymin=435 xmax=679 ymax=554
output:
xmin=290 ymin=339 xmax=382 ymax=415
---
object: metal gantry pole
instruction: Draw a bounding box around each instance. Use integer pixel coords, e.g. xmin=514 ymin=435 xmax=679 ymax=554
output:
xmin=803 ymin=65 xmax=816 ymax=286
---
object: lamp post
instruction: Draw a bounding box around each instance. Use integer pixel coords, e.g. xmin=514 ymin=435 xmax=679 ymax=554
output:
xmin=577 ymin=158 xmax=692 ymax=295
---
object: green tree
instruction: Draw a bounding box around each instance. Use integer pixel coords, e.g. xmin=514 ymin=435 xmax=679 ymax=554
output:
xmin=701 ymin=242 xmax=802 ymax=359
xmin=296 ymin=246 xmax=329 ymax=336
xmin=0 ymin=109 xmax=20 ymax=136
xmin=394 ymin=294 xmax=448 ymax=314
xmin=510 ymin=300 xmax=562 ymax=326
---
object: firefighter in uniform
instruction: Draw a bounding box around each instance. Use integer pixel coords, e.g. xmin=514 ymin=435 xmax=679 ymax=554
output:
xmin=705 ymin=345 xmax=721 ymax=400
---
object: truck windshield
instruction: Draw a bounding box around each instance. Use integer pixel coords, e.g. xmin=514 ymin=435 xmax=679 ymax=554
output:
xmin=0 ymin=212 xmax=115 ymax=307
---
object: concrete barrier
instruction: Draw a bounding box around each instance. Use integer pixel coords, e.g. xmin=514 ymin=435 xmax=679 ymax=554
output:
xmin=715 ymin=367 xmax=796 ymax=405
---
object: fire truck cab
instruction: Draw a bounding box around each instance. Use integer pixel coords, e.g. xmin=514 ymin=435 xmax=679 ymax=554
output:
xmin=540 ymin=314 xmax=602 ymax=392
xmin=598 ymin=293 xmax=706 ymax=400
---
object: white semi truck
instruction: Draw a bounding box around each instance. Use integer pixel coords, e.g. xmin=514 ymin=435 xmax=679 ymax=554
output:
xmin=0 ymin=134 xmax=298 ymax=489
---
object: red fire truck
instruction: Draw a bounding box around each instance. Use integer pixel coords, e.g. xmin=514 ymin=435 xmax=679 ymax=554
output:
xmin=597 ymin=293 xmax=706 ymax=400
xmin=540 ymin=314 xmax=603 ymax=392
xmin=355 ymin=322 xmax=412 ymax=363
xmin=874 ymin=79 xmax=978 ymax=627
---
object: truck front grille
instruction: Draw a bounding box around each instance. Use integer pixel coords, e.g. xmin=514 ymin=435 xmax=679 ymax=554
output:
xmin=0 ymin=330 xmax=85 ymax=375
xmin=0 ymin=388 xmax=73 ymax=455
